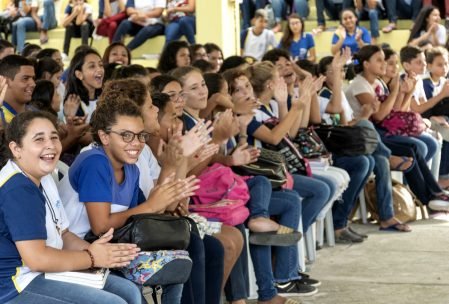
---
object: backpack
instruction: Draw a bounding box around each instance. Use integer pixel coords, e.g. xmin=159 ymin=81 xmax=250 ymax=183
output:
xmin=363 ymin=178 xmax=427 ymax=223
xmin=191 ymin=163 xmax=250 ymax=226
xmin=380 ymin=110 xmax=427 ymax=137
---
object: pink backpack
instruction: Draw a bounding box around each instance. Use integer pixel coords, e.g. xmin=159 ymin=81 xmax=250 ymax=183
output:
xmin=380 ymin=110 xmax=426 ymax=137
xmin=191 ymin=163 xmax=250 ymax=226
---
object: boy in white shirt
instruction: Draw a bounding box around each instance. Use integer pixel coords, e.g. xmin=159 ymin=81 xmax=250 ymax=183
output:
xmin=240 ymin=9 xmax=277 ymax=61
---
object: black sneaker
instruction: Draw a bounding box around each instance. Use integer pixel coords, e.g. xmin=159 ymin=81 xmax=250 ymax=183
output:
xmin=276 ymin=280 xmax=318 ymax=297
xmin=297 ymin=276 xmax=321 ymax=287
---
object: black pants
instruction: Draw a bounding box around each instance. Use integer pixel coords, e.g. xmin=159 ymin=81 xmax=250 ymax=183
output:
xmin=63 ymin=21 xmax=93 ymax=54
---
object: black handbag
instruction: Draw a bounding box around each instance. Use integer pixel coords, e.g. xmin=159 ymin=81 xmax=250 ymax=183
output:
xmin=293 ymin=127 xmax=329 ymax=158
xmin=314 ymin=125 xmax=378 ymax=156
xmin=84 ymin=214 xmax=195 ymax=251
xmin=262 ymin=118 xmax=312 ymax=176
xmin=233 ymin=148 xmax=288 ymax=188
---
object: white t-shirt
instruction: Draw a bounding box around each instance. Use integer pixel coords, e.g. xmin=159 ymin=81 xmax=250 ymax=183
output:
xmin=420 ymin=24 xmax=446 ymax=46
xmin=242 ymin=28 xmax=277 ymax=61
xmin=136 ymin=145 xmax=161 ymax=198
xmin=412 ymin=77 xmax=427 ymax=104
xmin=318 ymin=88 xmax=354 ymax=124
xmin=345 ymin=74 xmax=376 ymax=119
xmin=131 ymin=0 xmax=165 ymax=25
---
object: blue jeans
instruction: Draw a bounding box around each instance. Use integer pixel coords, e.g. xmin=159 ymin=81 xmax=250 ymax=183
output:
xmin=358 ymin=120 xmax=394 ymax=220
xmin=165 ymin=16 xmax=196 ymax=46
xmin=332 ymin=155 xmax=374 ymax=229
xmin=182 ymin=233 xmax=224 ymax=304
xmin=358 ymin=6 xmax=382 ymax=38
xmin=11 ymin=0 xmax=57 ymax=53
xmin=382 ymin=138 xmax=442 ymax=204
xmin=314 ymin=0 xmax=353 ymax=25
xmin=384 ymin=0 xmax=422 ymax=22
xmin=225 ymin=224 xmax=249 ymax=301
xmin=113 ymin=20 xmax=165 ymax=51
xmin=249 ymin=189 xmax=301 ymax=301
xmin=271 ymin=0 xmax=310 ymax=22
xmin=440 ymin=140 xmax=449 ymax=178
xmin=41 ymin=0 xmax=57 ymax=30
xmin=245 ymin=175 xmax=272 ymax=219
xmin=6 ymin=273 xmax=141 ymax=304
xmin=377 ymin=129 xmax=436 ymax=162
xmin=292 ymin=174 xmax=330 ymax=232
xmin=240 ymin=0 xmax=266 ymax=29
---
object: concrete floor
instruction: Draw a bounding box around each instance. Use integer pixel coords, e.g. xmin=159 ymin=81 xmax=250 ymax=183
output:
xmin=248 ymin=219 xmax=449 ymax=304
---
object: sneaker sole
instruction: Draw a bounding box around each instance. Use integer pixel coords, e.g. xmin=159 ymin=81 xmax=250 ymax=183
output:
xmin=277 ymin=288 xmax=318 ymax=297
xmin=428 ymin=200 xmax=449 ymax=212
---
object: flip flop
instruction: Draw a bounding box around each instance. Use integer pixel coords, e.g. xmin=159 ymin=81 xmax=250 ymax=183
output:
xmin=249 ymin=229 xmax=302 ymax=246
xmin=379 ymin=223 xmax=412 ymax=232
xmin=391 ymin=156 xmax=414 ymax=173
xmin=382 ymin=24 xmax=396 ymax=33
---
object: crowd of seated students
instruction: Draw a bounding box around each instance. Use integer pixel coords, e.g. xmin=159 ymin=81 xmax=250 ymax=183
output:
xmin=4 ymin=3 xmax=449 ymax=304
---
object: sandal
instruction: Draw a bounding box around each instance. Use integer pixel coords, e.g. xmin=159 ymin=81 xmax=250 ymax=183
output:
xmin=379 ymin=222 xmax=412 ymax=232
xmin=382 ymin=24 xmax=396 ymax=33
xmin=390 ymin=156 xmax=414 ymax=173
xmin=249 ymin=225 xmax=302 ymax=246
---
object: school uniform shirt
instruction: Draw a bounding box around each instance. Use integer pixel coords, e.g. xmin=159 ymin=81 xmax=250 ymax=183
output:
xmin=99 ymin=0 xmax=121 ymax=18
xmin=345 ymin=74 xmax=376 ymax=119
xmin=318 ymin=85 xmax=354 ymax=124
xmin=331 ymin=26 xmax=371 ymax=54
xmin=0 ymin=160 xmax=69 ymax=303
xmin=422 ymin=74 xmax=445 ymax=100
xmin=181 ymin=110 xmax=199 ymax=131
xmin=125 ymin=0 xmax=165 ymax=26
xmin=58 ymin=146 xmax=143 ymax=238
xmin=246 ymin=100 xmax=279 ymax=147
xmin=241 ymin=28 xmax=277 ymax=61
xmin=167 ymin=0 xmax=191 ymax=21
xmin=0 ymin=101 xmax=18 ymax=125
xmin=278 ymin=33 xmax=315 ymax=60
xmin=64 ymin=3 xmax=93 ymax=23
xmin=412 ymin=77 xmax=427 ymax=104
xmin=419 ymin=24 xmax=446 ymax=46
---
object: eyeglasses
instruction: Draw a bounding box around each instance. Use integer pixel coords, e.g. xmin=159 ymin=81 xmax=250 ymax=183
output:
xmin=166 ymin=92 xmax=184 ymax=103
xmin=108 ymin=130 xmax=150 ymax=143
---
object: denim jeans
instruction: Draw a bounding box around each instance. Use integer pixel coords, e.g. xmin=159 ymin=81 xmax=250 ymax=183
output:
xmin=292 ymin=174 xmax=330 ymax=232
xmin=160 ymin=284 xmax=183 ymax=304
xmin=315 ymin=0 xmax=353 ymax=25
xmin=6 ymin=273 xmax=141 ymax=304
xmin=440 ymin=140 xmax=449 ymax=178
xmin=165 ymin=16 xmax=196 ymax=46
xmin=358 ymin=120 xmax=394 ymax=221
xmin=11 ymin=0 xmax=57 ymax=53
xmin=240 ymin=0 xmax=266 ymax=29
xmin=41 ymin=0 xmax=57 ymax=30
xmin=382 ymin=138 xmax=442 ymax=204
xmin=225 ymin=224 xmax=249 ymax=302
xmin=271 ymin=0 xmax=311 ymax=21
xmin=384 ymin=0 xmax=422 ymax=22
xmin=182 ymin=233 xmax=224 ymax=304
xmin=113 ymin=20 xmax=165 ymax=51
xmin=332 ymin=155 xmax=374 ymax=229
xmin=245 ymin=175 xmax=272 ymax=219
xmin=377 ymin=129 xmax=437 ymax=162
xmin=248 ymin=188 xmax=301 ymax=301
xmin=357 ymin=6 xmax=382 ymax=38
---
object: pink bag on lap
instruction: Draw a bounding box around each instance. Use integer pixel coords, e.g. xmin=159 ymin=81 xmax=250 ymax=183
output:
xmin=191 ymin=163 xmax=250 ymax=226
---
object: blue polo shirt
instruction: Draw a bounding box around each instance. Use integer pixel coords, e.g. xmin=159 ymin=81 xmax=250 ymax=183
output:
xmin=279 ymin=33 xmax=315 ymax=60
xmin=331 ymin=26 xmax=371 ymax=54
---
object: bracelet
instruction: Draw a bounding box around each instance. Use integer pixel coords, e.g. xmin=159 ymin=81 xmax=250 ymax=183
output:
xmin=84 ymin=248 xmax=95 ymax=269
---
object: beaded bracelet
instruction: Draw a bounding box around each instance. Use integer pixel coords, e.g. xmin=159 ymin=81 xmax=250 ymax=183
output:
xmin=84 ymin=248 xmax=95 ymax=269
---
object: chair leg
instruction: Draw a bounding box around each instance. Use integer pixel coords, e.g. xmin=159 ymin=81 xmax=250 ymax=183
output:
xmin=325 ymin=209 xmax=335 ymax=247
xmin=358 ymin=192 xmax=368 ymax=224
xmin=304 ymin=224 xmax=316 ymax=263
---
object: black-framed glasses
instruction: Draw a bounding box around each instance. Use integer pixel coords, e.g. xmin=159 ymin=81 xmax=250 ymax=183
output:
xmin=108 ymin=130 xmax=150 ymax=143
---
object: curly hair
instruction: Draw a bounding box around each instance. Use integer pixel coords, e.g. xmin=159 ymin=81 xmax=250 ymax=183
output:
xmin=90 ymin=96 xmax=142 ymax=145
xmin=99 ymin=78 xmax=149 ymax=107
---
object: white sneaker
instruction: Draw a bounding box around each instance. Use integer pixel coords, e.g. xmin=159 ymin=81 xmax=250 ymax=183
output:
xmin=428 ymin=199 xmax=449 ymax=212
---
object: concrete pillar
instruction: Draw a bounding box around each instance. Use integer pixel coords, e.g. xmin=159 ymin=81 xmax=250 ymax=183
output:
xmin=196 ymin=0 xmax=240 ymax=57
